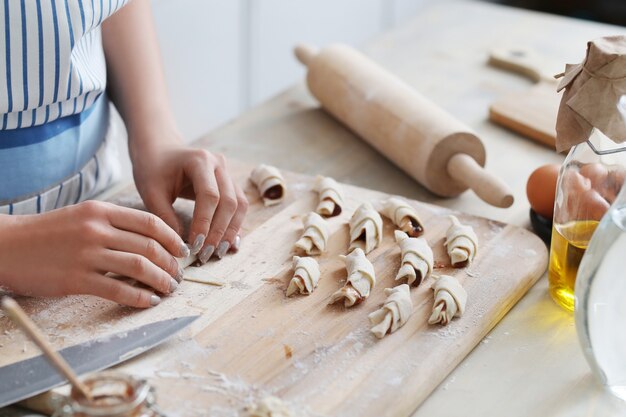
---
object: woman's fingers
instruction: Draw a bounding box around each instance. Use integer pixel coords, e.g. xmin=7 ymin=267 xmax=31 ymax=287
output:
xmin=197 ymin=164 xmax=237 ymax=263
xmin=221 ymin=181 xmax=248 ymax=254
xmin=103 ymin=203 xmax=188 ymax=258
xmin=142 ymin=187 xmax=183 ymax=238
xmin=96 ymin=250 xmax=178 ymax=295
xmin=185 ymin=152 xmax=220 ymax=256
xmin=106 ymin=229 xmax=183 ymax=282
xmin=79 ymin=273 xmax=161 ymax=309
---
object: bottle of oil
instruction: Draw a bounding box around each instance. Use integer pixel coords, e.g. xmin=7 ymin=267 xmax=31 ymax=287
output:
xmin=548 ymin=129 xmax=626 ymax=311
xmin=550 ymin=35 xmax=626 ymax=311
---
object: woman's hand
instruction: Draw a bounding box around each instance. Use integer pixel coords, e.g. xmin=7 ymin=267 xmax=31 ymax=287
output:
xmin=130 ymin=129 xmax=248 ymax=264
xmin=0 ymin=201 xmax=189 ymax=308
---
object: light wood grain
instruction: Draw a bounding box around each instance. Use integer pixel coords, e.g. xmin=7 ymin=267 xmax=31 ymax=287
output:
xmin=0 ymin=161 xmax=547 ymax=416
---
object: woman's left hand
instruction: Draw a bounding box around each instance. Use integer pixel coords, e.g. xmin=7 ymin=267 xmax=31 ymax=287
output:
xmin=129 ymin=128 xmax=248 ymax=264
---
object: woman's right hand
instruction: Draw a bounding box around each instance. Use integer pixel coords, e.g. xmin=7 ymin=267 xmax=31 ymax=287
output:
xmin=0 ymin=201 xmax=189 ymax=308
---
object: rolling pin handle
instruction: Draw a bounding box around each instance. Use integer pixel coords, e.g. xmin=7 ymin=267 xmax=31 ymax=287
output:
xmin=447 ymin=154 xmax=514 ymax=208
xmin=294 ymin=44 xmax=319 ymax=66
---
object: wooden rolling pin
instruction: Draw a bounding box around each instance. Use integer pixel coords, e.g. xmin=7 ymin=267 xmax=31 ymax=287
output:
xmin=295 ymin=44 xmax=514 ymax=208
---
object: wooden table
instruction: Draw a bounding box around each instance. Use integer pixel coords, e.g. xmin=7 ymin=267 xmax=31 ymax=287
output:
xmin=2 ymin=1 xmax=626 ymax=416
xmin=191 ymin=1 xmax=626 ymax=416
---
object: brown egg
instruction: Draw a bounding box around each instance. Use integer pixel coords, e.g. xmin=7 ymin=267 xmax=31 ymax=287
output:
xmin=526 ymin=164 xmax=560 ymax=219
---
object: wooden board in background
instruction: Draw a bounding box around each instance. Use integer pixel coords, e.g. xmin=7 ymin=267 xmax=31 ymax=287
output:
xmin=0 ymin=160 xmax=548 ymax=416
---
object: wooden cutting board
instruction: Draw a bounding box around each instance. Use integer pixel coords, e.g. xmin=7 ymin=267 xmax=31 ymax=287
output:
xmin=488 ymin=47 xmax=561 ymax=149
xmin=0 ymin=160 xmax=548 ymax=416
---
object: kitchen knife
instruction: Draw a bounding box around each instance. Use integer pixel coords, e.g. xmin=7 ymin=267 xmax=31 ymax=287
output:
xmin=0 ymin=315 xmax=199 ymax=408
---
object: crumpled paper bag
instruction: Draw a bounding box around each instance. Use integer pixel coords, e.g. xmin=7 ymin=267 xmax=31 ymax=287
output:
xmin=555 ymin=36 xmax=626 ymax=153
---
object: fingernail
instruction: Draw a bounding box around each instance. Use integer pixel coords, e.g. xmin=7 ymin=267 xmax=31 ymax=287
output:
xmin=231 ymin=235 xmax=241 ymax=252
xmin=175 ymin=266 xmax=184 ymax=283
xmin=169 ymin=278 xmax=178 ymax=293
xmin=216 ymin=241 xmax=230 ymax=259
xmin=199 ymin=244 xmax=215 ymax=264
xmin=190 ymin=234 xmax=205 ymax=255
xmin=180 ymin=242 xmax=191 ymax=258
xmin=150 ymin=295 xmax=161 ymax=306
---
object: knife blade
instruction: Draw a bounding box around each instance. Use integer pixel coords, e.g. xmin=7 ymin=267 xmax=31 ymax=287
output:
xmin=0 ymin=315 xmax=199 ymax=408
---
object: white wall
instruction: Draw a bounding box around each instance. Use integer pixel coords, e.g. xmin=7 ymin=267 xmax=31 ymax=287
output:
xmin=150 ymin=0 xmax=428 ymax=142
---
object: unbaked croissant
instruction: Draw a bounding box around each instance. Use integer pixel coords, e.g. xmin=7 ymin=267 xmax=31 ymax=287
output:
xmin=329 ymin=248 xmax=376 ymax=307
xmin=369 ymin=284 xmax=413 ymax=339
xmin=348 ymin=202 xmax=383 ymax=255
xmin=294 ymin=212 xmax=329 ymax=255
xmin=394 ymin=230 xmax=433 ymax=286
xmin=428 ymin=275 xmax=467 ymax=326
xmin=444 ymin=215 xmax=478 ymax=267
xmin=287 ymin=256 xmax=320 ymax=296
xmin=380 ymin=197 xmax=424 ymax=237
xmin=314 ymin=176 xmax=344 ymax=217
xmin=250 ymin=164 xmax=286 ymax=206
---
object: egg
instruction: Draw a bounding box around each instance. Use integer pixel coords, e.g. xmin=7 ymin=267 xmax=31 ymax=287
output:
xmin=526 ymin=164 xmax=560 ymax=219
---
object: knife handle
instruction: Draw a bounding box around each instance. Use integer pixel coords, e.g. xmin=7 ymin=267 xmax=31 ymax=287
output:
xmin=488 ymin=47 xmax=555 ymax=83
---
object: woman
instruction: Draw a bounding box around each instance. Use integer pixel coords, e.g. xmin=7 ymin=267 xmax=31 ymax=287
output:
xmin=0 ymin=0 xmax=248 ymax=308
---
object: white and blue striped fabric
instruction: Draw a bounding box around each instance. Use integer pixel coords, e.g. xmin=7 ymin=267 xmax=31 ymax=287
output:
xmin=0 ymin=0 xmax=128 ymax=129
xmin=0 ymin=0 xmax=129 ymax=213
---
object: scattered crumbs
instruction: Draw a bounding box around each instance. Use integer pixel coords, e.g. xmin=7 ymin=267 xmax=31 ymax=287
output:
xmin=433 ymin=261 xmax=448 ymax=269
xmin=443 ymin=375 xmax=457 ymax=390
xmin=291 ymin=215 xmax=300 ymax=220
xmin=251 ymin=314 xmax=257 ymax=319
xmin=230 ymin=280 xmax=251 ymax=291
xmin=262 ymin=277 xmax=284 ymax=286
xmin=283 ymin=344 xmax=293 ymax=359
xmin=465 ymin=270 xmax=478 ymax=278
xmin=504 ymin=331 xmax=510 ymax=336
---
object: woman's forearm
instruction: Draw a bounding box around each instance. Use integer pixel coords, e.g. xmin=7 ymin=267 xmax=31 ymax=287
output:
xmin=101 ymin=0 xmax=178 ymax=147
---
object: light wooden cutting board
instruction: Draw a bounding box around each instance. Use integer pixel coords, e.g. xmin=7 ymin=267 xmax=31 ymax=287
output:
xmin=0 ymin=160 xmax=548 ymax=416
xmin=488 ymin=47 xmax=561 ymax=149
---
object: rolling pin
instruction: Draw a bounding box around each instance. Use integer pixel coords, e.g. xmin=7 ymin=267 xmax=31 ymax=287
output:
xmin=295 ymin=43 xmax=514 ymax=208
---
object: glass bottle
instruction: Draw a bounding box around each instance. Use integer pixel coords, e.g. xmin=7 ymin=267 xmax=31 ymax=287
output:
xmin=52 ymin=372 xmax=162 ymax=417
xmin=575 ymin=181 xmax=626 ymax=401
xmin=548 ymin=129 xmax=626 ymax=311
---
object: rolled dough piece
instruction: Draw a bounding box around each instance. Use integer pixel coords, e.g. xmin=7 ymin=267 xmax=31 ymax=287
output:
xmin=247 ymin=396 xmax=294 ymax=417
xmin=177 ymin=253 xmax=197 ymax=269
xmin=314 ymin=175 xmax=344 ymax=217
xmin=369 ymin=284 xmax=413 ymax=339
xmin=183 ymin=267 xmax=225 ymax=286
xmin=250 ymin=164 xmax=286 ymax=206
xmin=394 ymin=230 xmax=433 ymax=286
xmin=348 ymin=202 xmax=383 ymax=254
xmin=444 ymin=215 xmax=478 ymax=267
xmin=380 ymin=197 xmax=424 ymax=237
xmin=428 ymin=275 xmax=467 ymax=326
xmin=294 ymin=212 xmax=329 ymax=255
xmin=329 ymin=248 xmax=376 ymax=307
xmin=287 ymin=256 xmax=321 ymax=296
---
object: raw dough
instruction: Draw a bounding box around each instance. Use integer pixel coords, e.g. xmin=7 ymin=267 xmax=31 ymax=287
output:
xmin=394 ymin=230 xmax=433 ymax=286
xmin=329 ymin=248 xmax=376 ymax=307
xmin=380 ymin=197 xmax=424 ymax=237
xmin=287 ymin=256 xmax=320 ymax=296
xmin=247 ymin=396 xmax=294 ymax=417
xmin=314 ymin=175 xmax=344 ymax=217
xmin=294 ymin=212 xmax=329 ymax=255
xmin=444 ymin=215 xmax=478 ymax=267
xmin=183 ymin=267 xmax=225 ymax=286
xmin=428 ymin=275 xmax=467 ymax=326
xmin=369 ymin=284 xmax=413 ymax=339
xmin=250 ymin=164 xmax=286 ymax=206
xmin=348 ymin=202 xmax=383 ymax=254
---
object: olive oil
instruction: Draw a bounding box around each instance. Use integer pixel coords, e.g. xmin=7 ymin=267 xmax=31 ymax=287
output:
xmin=548 ymin=220 xmax=599 ymax=311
